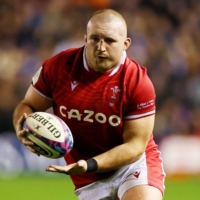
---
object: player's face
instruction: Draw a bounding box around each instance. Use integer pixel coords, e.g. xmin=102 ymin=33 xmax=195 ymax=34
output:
xmin=85 ymin=18 xmax=131 ymax=73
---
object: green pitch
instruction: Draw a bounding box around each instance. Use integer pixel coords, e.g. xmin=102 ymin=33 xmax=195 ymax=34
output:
xmin=0 ymin=173 xmax=200 ymax=200
xmin=0 ymin=173 xmax=78 ymax=200
xmin=164 ymin=176 xmax=200 ymax=200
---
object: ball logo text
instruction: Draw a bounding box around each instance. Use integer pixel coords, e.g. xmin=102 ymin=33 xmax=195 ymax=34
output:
xmin=29 ymin=113 xmax=61 ymax=138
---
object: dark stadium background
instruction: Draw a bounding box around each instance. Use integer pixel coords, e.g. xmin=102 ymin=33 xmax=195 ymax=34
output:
xmin=1 ymin=0 xmax=200 ymax=199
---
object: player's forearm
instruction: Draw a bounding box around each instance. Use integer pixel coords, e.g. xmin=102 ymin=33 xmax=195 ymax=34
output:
xmin=93 ymin=142 xmax=145 ymax=172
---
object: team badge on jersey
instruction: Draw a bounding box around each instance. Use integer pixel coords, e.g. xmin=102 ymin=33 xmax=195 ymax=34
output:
xmin=107 ymin=84 xmax=121 ymax=106
xmin=110 ymin=86 xmax=121 ymax=100
xmin=32 ymin=67 xmax=42 ymax=85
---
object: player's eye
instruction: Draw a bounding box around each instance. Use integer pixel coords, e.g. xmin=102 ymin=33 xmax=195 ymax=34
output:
xmin=91 ymin=37 xmax=100 ymax=42
xmin=105 ymin=38 xmax=115 ymax=44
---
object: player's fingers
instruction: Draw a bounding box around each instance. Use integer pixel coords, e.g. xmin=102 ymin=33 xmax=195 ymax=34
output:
xmin=17 ymin=113 xmax=29 ymax=133
xmin=23 ymin=113 xmax=28 ymax=118
xmin=18 ymin=128 xmax=30 ymax=143
xmin=26 ymin=145 xmax=35 ymax=152
xmin=48 ymin=163 xmax=86 ymax=175
xmin=18 ymin=114 xmax=26 ymax=128
xmin=48 ymin=165 xmax=65 ymax=171
xmin=19 ymin=128 xmax=27 ymax=137
xmin=21 ymin=136 xmax=34 ymax=146
xmin=16 ymin=115 xmax=28 ymax=139
xmin=46 ymin=165 xmax=69 ymax=174
xmin=26 ymin=145 xmax=40 ymax=156
xmin=17 ymin=129 xmax=26 ymax=142
xmin=46 ymin=165 xmax=60 ymax=172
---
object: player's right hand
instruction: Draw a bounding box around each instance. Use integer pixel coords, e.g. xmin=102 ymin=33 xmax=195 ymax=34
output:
xmin=46 ymin=160 xmax=88 ymax=175
xmin=16 ymin=113 xmax=40 ymax=156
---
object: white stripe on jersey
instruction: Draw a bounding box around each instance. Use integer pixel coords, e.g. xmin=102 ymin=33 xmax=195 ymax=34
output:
xmin=83 ymin=46 xmax=89 ymax=71
xmin=124 ymin=110 xmax=155 ymax=120
xmin=109 ymin=50 xmax=126 ymax=76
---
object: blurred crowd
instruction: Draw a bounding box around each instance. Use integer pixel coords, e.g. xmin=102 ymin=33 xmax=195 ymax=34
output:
xmin=1 ymin=0 xmax=200 ymax=143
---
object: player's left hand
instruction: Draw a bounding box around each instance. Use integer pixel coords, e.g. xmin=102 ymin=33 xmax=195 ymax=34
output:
xmin=46 ymin=160 xmax=87 ymax=175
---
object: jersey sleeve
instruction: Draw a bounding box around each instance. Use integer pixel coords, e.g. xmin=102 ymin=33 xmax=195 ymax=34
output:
xmin=31 ymin=47 xmax=84 ymax=101
xmin=31 ymin=59 xmax=54 ymax=100
xmin=124 ymin=66 xmax=156 ymax=120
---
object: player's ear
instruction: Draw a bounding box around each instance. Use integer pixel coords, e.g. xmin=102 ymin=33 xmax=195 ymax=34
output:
xmin=124 ymin=37 xmax=131 ymax=51
xmin=84 ymin=34 xmax=87 ymax=43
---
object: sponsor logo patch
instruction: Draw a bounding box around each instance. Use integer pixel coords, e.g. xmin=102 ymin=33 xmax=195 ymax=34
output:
xmin=133 ymin=171 xmax=141 ymax=179
xmin=71 ymin=80 xmax=79 ymax=91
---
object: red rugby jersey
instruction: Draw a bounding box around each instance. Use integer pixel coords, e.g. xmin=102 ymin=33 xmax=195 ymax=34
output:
xmin=32 ymin=46 xmax=157 ymax=189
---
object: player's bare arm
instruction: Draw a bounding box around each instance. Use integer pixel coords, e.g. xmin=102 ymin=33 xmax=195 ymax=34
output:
xmin=46 ymin=114 xmax=154 ymax=174
xmin=94 ymin=114 xmax=155 ymax=172
xmin=13 ymin=85 xmax=53 ymax=155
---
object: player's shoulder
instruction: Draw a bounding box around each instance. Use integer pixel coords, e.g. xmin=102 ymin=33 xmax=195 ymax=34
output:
xmin=125 ymin=57 xmax=147 ymax=71
xmin=44 ymin=46 xmax=84 ymax=68
xmin=123 ymin=57 xmax=149 ymax=82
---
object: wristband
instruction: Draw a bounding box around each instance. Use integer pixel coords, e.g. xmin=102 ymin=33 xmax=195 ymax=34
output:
xmin=86 ymin=158 xmax=98 ymax=172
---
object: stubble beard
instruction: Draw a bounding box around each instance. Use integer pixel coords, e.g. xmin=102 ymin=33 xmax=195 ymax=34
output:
xmin=93 ymin=56 xmax=118 ymax=73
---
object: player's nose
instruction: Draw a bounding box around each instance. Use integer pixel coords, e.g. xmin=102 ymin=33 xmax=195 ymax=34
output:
xmin=97 ymin=40 xmax=106 ymax=51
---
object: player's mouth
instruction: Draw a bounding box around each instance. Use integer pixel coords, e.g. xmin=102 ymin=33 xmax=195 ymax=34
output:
xmin=98 ymin=55 xmax=108 ymax=59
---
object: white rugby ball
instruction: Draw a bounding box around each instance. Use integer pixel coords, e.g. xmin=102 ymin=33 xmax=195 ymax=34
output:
xmin=23 ymin=112 xmax=73 ymax=159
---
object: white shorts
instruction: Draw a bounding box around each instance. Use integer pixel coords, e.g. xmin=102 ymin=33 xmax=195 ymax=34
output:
xmin=74 ymin=151 xmax=165 ymax=200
